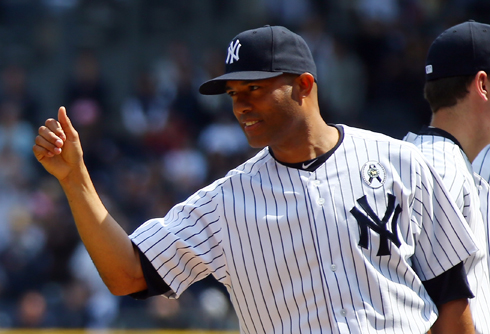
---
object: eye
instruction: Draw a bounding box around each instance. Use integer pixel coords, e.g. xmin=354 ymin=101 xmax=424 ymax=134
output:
xmin=226 ymin=90 xmax=236 ymax=97
xmin=249 ymin=85 xmax=260 ymax=91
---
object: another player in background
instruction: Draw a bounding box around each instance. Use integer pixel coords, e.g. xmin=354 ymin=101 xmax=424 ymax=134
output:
xmin=33 ymin=25 xmax=478 ymax=333
xmin=474 ymin=144 xmax=490 ymax=183
xmin=474 ymin=144 xmax=490 ymax=284
xmin=404 ymin=20 xmax=490 ymax=334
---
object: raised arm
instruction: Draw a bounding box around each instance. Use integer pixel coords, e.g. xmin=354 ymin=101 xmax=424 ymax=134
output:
xmin=33 ymin=106 xmax=147 ymax=295
xmin=430 ymin=298 xmax=475 ymax=334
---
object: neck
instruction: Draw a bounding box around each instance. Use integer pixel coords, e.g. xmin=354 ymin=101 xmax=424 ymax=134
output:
xmin=271 ymin=114 xmax=340 ymax=164
xmin=431 ymin=104 xmax=490 ymax=162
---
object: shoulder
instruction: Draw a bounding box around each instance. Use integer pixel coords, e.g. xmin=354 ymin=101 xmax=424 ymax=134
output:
xmin=473 ymin=143 xmax=490 ymax=174
xmin=338 ymin=125 xmax=444 ymax=192
xmin=404 ymin=131 xmax=461 ymax=154
xmin=342 ymin=124 xmax=416 ymax=146
xmin=187 ymin=148 xmax=273 ymax=197
xmin=404 ymin=131 xmax=474 ymax=180
xmin=224 ymin=147 xmax=273 ymax=178
xmin=340 ymin=124 xmax=425 ymax=161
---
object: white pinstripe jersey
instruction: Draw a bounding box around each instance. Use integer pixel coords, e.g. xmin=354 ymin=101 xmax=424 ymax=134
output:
xmin=473 ymin=143 xmax=490 ymax=311
xmin=404 ymin=130 xmax=490 ymax=334
xmin=130 ymin=125 xmax=478 ymax=334
xmin=473 ymin=144 xmax=490 ymax=182
xmin=474 ymin=173 xmax=490 ymax=287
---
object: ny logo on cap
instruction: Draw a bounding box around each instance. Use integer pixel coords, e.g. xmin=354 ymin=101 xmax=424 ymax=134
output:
xmin=226 ymin=39 xmax=241 ymax=64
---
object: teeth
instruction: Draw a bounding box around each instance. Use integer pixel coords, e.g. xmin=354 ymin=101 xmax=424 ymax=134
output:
xmin=245 ymin=121 xmax=258 ymax=126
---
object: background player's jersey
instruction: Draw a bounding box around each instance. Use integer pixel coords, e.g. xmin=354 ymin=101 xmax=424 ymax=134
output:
xmin=474 ymin=173 xmax=490 ymax=281
xmin=473 ymin=143 xmax=490 ymax=182
xmin=404 ymin=129 xmax=490 ymax=334
xmin=130 ymin=125 xmax=477 ymax=334
xmin=473 ymin=144 xmax=490 ymax=281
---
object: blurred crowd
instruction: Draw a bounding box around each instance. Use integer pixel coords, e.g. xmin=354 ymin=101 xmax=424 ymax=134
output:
xmin=0 ymin=0 xmax=489 ymax=330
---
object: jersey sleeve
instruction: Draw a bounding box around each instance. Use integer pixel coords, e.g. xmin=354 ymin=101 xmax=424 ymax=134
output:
xmin=129 ymin=182 xmax=226 ymax=299
xmin=422 ymin=262 xmax=474 ymax=305
xmin=409 ymin=153 xmax=479 ymax=281
xmin=129 ymin=244 xmax=172 ymax=299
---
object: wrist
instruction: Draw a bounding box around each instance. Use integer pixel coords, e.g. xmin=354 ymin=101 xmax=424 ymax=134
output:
xmin=58 ymin=162 xmax=91 ymax=191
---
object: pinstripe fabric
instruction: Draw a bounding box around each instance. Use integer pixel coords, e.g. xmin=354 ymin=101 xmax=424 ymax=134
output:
xmin=130 ymin=125 xmax=477 ymax=334
xmin=404 ymin=132 xmax=490 ymax=334
xmin=473 ymin=144 xmax=490 ymax=183
xmin=473 ymin=144 xmax=490 ymax=282
xmin=475 ymin=174 xmax=490 ymax=283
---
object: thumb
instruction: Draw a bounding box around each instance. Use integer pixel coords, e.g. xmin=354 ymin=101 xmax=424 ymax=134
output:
xmin=58 ymin=106 xmax=78 ymax=141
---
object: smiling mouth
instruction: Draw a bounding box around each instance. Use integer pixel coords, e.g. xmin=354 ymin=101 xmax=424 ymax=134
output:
xmin=244 ymin=120 xmax=259 ymax=127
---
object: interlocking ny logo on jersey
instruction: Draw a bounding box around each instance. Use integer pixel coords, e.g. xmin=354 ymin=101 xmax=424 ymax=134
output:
xmin=350 ymin=194 xmax=402 ymax=256
xmin=226 ymin=39 xmax=241 ymax=64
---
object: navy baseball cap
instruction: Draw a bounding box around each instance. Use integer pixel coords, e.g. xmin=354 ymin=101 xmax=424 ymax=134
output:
xmin=425 ymin=20 xmax=490 ymax=81
xmin=199 ymin=25 xmax=317 ymax=95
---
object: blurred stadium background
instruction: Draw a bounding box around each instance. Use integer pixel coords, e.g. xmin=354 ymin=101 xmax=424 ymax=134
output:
xmin=0 ymin=0 xmax=489 ymax=331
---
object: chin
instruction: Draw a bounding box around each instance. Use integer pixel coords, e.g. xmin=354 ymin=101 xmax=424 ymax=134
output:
xmin=246 ymin=139 xmax=268 ymax=149
xmin=249 ymin=144 xmax=266 ymax=150
xmin=246 ymin=136 xmax=269 ymax=148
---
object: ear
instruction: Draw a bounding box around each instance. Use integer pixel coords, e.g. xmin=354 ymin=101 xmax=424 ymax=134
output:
xmin=296 ymin=73 xmax=315 ymax=98
xmin=474 ymin=71 xmax=489 ymax=101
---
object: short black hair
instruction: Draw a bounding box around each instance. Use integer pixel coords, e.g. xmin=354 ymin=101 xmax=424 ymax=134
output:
xmin=423 ymin=75 xmax=474 ymax=112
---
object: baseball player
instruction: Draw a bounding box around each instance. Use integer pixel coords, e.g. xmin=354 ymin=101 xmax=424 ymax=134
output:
xmin=34 ymin=25 xmax=478 ymax=334
xmin=404 ymin=20 xmax=490 ymax=334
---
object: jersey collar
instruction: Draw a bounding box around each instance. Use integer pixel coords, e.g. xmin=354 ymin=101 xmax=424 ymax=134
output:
xmin=270 ymin=124 xmax=345 ymax=172
xmin=417 ymin=126 xmax=464 ymax=151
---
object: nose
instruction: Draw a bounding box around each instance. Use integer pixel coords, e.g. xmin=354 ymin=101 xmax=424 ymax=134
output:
xmin=232 ymin=95 xmax=251 ymax=115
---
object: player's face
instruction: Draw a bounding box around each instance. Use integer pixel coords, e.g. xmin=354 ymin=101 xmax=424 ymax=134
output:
xmin=225 ymin=75 xmax=303 ymax=149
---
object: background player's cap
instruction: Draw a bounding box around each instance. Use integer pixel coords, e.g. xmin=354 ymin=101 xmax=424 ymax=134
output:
xmin=199 ymin=25 xmax=317 ymax=95
xmin=425 ymin=20 xmax=490 ymax=81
